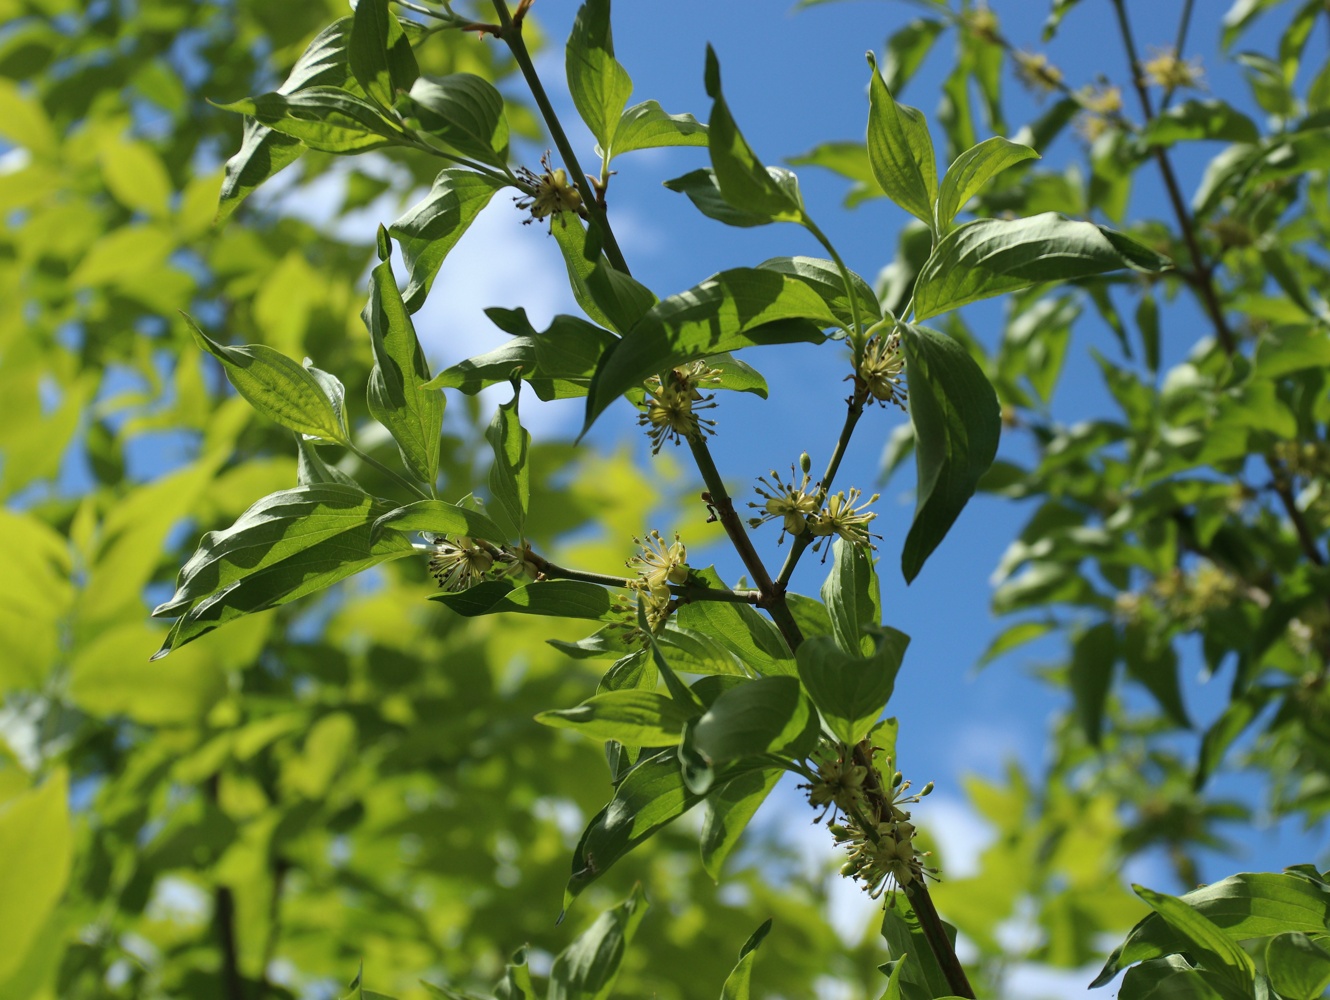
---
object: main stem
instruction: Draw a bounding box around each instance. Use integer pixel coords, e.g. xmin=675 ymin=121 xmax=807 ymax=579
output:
xmin=493 ymin=11 xmax=971 ymax=994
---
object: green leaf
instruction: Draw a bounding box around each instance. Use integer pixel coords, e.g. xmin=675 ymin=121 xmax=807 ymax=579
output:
xmin=1133 ymin=886 xmax=1257 ymax=995
xmin=913 ymin=214 xmax=1172 ymax=321
xmin=216 ymin=87 xmax=405 ymax=153
xmin=280 ymin=16 xmax=354 ymax=93
xmin=880 ymin=896 xmax=957 ymax=1000
xmin=866 ymin=51 xmax=938 ymax=227
xmin=795 ymin=631 xmax=908 ymax=745
xmin=566 ymin=752 xmax=753 ymax=903
xmin=486 ymin=383 xmax=529 ymax=535
xmin=704 ymin=46 xmax=805 ymax=221
xmin=582 ymin=268 xmax=834 ymax=434
xmin=978 ymin=619 xmax=1055 ymax=666
xmin=537 ymin=690 xmax=699 ymax=747
xmin=1093 ymin=871 xmax=1330 ymax=987
xmin=899 ymin=323 xmax=1001 ymax=583
xmin=156 ymin=526 xmax=413 ymax=656
xmin=663 ymin=168 xmax=792 ymax=228
xmin=689 ymin=676 xmax=818 ymax=767
xmin=553 ymin=222 xmax=658 ymax=335
xmin=607 ymin=100 xmax=707 ymax=158
xmin=935 ymin=136 xmax=1038 ymax=231
xmin=371 ymin=498 xmax=507 ymax=544
xmin=495 ymin=946 xmax=537 ymax=1000
xmin=432 ymin=580 xmax=616 ymax=621
xmin=821 ymin=538 xmax=883 ymax=657
xmin=701 ymin=769 xmax=781 ymax=880
xmin=390 ymin=169 xmax=509 ymax=313
xmin=657 ymin=625 xmax=748 ymax=677
xmin=0 ymin=771 xmax=70 ymax=984
xmin=186 ymin=314 xmax=349 ymax=444
xmin=720 ymin=919 xmax=773 ymax=1000
xmin=426 ymin=309 xmax=616 ymax=401
xmin=1119 ymin=956 xmax=1226 ymax=1000
xmin=217 ymin=119 xmax=304 ymax=225
xmin=565 ymin=0 xmax=633 ymax=153
xmin=549 ymin=886 xmax=648 ymax=1000
xmin=882 ymin=19 xmax=947 ymax=94
xmin=756 ymin=256 xmax=882 ymax=330
xmin=155 ymin=484 xmax=390 ymax=618
xmin=1070 ymin=622 xmax=1117 ymax=746
xmin=676 ymin=568 xmax=795 ymax=676
xmin=407 ymin=73 xmax=509 ymax=166
xmin=1141 ymin=99 xmax=1260 ymax=147
xmin=1267 ymin=932 xmax=1330 ymax=1000
xmin=349 ymin=0 xmax=418 ymax=111
xmin=364 ymin=244 xmax=445 ymax=484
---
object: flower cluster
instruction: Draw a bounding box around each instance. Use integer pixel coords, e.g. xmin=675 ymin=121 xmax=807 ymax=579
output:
xmin=1014 ymin=51 xmax=1064 ymax=96
xmin=801 ymin=743 xmax=869 ymax=824
xmin=811 ymin=744 xmax=937 ymax=901
xmin=1075 ymin=84 xmax=1123 ymax=142
xmin=747 ymin=457 xmax=819 ymax=543
xmin=426 ymin=536 xmax=538 ymax=592
xmin=606 ymin=530 xmax=692 ymax=641
xmin=1140 ymin=47 xmax=1204 ymax=91
xmin=808 ymin=487 xmax=880 ymax=549
xmin=515 ymin=151 xmax=587 ymax=228
xmin=639 ymin=362 xmax=721 ymax=454
xmin=858 ymin=333 xmax=907 ymax=409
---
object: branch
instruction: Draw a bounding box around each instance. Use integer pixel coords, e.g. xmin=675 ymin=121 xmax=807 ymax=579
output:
xmin=490 ymin=0 xmax=631 ymax=275
xmin=1111 ymin=0 xmax=1326 ymax=572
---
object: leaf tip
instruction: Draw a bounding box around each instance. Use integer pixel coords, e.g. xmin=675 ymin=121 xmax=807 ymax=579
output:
xmin=375 ymin=224 xmax=391 ymax=262
xmin=704 ymin=44 xmax=720 ymax=98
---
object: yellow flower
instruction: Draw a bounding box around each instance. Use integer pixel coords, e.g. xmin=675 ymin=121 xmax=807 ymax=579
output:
xmin=1141 ymin=47 xmax=1204 ymax=91
xmin=427 ymin=536 xmax=493 ymax=592
xmin=1014 ymin=51 xmax=1064 ymax=96
xmin=858 ymin=333 xmax=907 ymax=408
xmin=628 ymin=529 xmax=689 ymax=597
xmin=747 ymin=459 xmax=819 ymax=541
xmin=808 ymin=487 xmax=881 ymax=548
xmin=638 ymin=362 xmax=720 ymax=454
xmin=515 ymin=151 xmax=587 ymax=228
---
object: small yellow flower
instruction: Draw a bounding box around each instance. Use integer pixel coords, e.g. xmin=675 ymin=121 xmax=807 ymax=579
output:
xmin=427 ymin=536 xmax=493 ymax=592
xmin=748 ymin=458 xmax=819 ymax=542
xmin=639 ymin=362 xmax=720 ymax=454
xmin=858 ymin=333 xmax=907 ymax=409
xmin=515 ymin=151 xmax=587 ymax=228
xmin=628 ymin=529 xmax=689 ymax=597
xmin=1140 ymin=47 xmax=1204 ymax=91
xmin=808 ymin=487 xmax=881 ymax=549
xmin=1014 ymin=51 xmax=1064 ymax=96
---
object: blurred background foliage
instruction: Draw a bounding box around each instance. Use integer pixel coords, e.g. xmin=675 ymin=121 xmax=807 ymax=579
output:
xmin=2 ymin=0 xmax=1329 ymax=997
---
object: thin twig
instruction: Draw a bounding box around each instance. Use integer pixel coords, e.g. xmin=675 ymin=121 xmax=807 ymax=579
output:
xmin=1160 ymin=0 xmax=1197 ymax=111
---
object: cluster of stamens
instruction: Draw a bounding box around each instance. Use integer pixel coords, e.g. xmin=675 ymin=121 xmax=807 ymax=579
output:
xmin=607 ymin=530 xmax=691 ymax=641
xmin=808 ymin=487 xmax=881 ymax=550
xmin=747 ymin=455 xmax=820 ymax=543
xmin=639 ymin=362 xmax=721 ymax=454
xmin=515 ymin=151 xmax=587 ymax=228
xmin=807 ymin=742 xmax=938 ymax=902
xmin=426 ymin=535 xmax=539 ymax=592
xmin=857 ymin=333 xmax=907 ymax=409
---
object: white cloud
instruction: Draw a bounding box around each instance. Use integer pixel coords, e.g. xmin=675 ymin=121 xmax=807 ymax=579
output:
xmin=912 ymin=793 xmax=994 ymax=879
